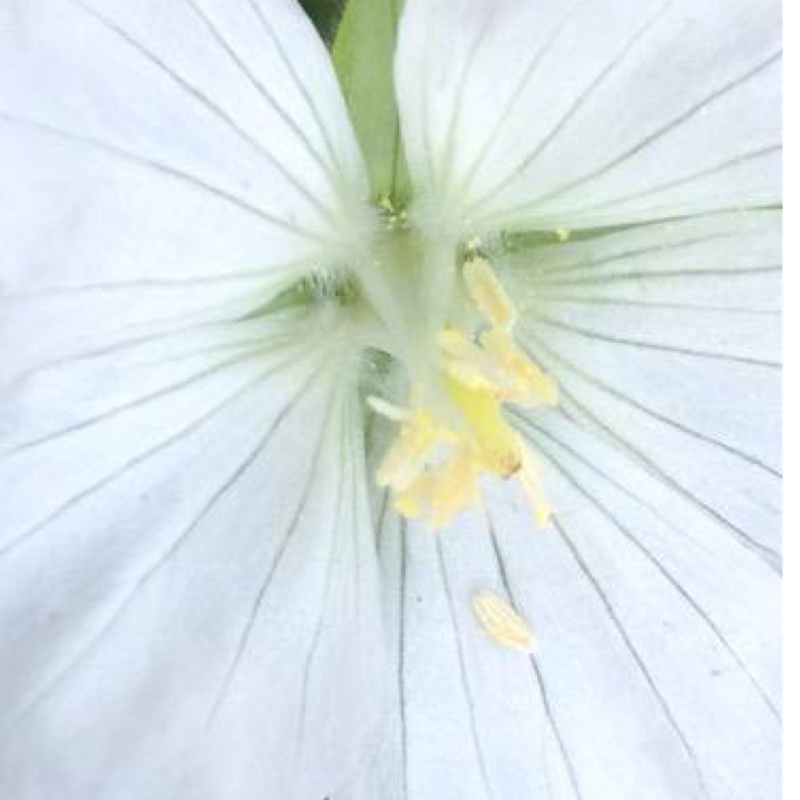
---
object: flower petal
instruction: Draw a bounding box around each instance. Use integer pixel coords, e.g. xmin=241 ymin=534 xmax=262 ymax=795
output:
xmin=0 ymin=0 xmax=370 ymax=381
xmin=337 ymin=451 xmax=778 ymax=798
xmin=509 ymin=209 xmax=781 ymax=568
xmin=336 ymin=210 xmax=780 ymax=798
xmin=395 ymin=0 xmax=780 ymax=233
xmin=0 ymin=314 xmax=386 ymax=799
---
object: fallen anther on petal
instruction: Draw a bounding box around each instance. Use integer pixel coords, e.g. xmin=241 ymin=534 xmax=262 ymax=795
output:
xmin=472 ymin=590 xmax=536 ymax=653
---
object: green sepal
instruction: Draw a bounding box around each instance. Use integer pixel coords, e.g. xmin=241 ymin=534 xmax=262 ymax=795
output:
xmin=332 ymin=0 xmax=410 ymax=207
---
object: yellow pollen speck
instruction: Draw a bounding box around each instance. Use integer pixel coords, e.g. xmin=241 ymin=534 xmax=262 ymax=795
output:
xmin=373 ymin=255 xmax=557 ymax=530
xmin=473 ymin=590 xmax=535 ymax=653
xmin=555 ymin=228 xmax=571 ymax=242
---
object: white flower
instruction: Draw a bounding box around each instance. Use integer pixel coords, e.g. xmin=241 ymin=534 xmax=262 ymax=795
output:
xmin=0 ymin=0 xmax=781 ymax=798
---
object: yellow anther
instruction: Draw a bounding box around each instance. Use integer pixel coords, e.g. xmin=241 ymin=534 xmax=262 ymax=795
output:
xmin=517 ymin=443 xmax=552 ymax=527
xmin=375 ymin=408 xmax=456 ymax=492
xmin=472 ymin=590 xmax=536 ymax=653
xmin=394 ymin=446 xmax=480 ymax=529
xmin=463 ymin=256 xmax=516 ymax=330
xmin=439 ymin=329 xmax=498 ymax=393
xmin=555 ymin=228 xmax=571 ymax=242
xmin=374 ymin=253 xmax=556 ymax=531
xmin=444 ymin=374 xmax=522 ymax=478
xmin=480 ymin=329 xmax=559 ymax=406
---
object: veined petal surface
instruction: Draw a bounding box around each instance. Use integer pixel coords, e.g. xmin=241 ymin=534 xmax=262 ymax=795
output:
xmin=511 ymin=210 xmax=781 ymax=568
xmin=338 ymin=211 xmax=780 ymax=799
xmin=0 ymin=1 xmax=386 ymax=797
xmin=395 ymin=0 xmax=780 ymax=233
xmin=0 ymin=313 xmax=386 ymax=800
xmin=0 ymin=0 xmax=370 ymax=380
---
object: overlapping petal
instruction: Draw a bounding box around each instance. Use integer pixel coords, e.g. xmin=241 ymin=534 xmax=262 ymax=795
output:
xmin=395 ymin=0 xmax=781 ymax=234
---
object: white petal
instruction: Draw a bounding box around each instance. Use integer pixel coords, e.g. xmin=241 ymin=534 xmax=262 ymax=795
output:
xmin=337 ymin=476 xmax=779 ymax=800
xmin=337 ymin=211 xmax=780 ymax=798
xmin=0 ymin=0 xmax=370 ymax=380
xmin=0 ymin=315 xmax=386 ymax=799
xmin=511 ymin=209 xmax=781 ymax=567
xmin=395 ymin=0 xmax=780 ymax=233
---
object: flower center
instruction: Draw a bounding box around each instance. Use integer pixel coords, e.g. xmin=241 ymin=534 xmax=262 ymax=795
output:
xmin=368 ymin=249 xmax=558 ymax=529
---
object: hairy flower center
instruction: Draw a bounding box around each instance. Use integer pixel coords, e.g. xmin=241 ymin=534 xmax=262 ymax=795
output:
xmin=369 ymin=252 xmax=558 ymax=529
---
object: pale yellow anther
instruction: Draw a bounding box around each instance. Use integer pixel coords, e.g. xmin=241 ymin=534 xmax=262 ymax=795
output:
xmin=472 ymin=590 xmax=536 ymax=653
xmin=555 ymin=227 xmax=571 ymax=242
xmin=374 ymin=254 xmax=556 ymax=531
xmin=444 ymin=375 xmax=522 ymax=478
xmin=517 ymin=442 xmax=552 ymax=527
xmin=375 ymin=409 xmax=456 ymax=492
xmin=394 ymin=446 xmax=480 ymax=529
xmin=480 ymin=329 xmax=559 ymax=406
xmin=463 ymin=257 xmax=516 ymax=330
xmin=439 ymin=329 xmax=498 ymax=393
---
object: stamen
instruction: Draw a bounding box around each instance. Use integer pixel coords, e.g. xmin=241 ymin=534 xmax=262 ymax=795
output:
xmin=480 ymin=329 xmax=558 ymax=406
xmin=374 ymin=254 xmax=557 ymax=530
xmin=463 ymin=256 xmax=516 ymax=330
xmin=516 ymin=443 xmax=552 ymax=527
xmin=444 ymin=375 xmax=522 ymax=478
xmin=472 ymin=590 xmax=536 ymax=653
xmin=375 ymin=408 xmax=456 ymax=492
xmin=394 ymin=446 xmax=480 ymax=529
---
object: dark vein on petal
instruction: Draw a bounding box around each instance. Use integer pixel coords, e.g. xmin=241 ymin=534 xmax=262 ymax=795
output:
xmin=9 ymin=304 xmax=288 ymax=388
xmin=543 ymin=383 xmax=782 ymax=572
xmin=245 ymin=0 xmax=346 ymax=173
xmin=551 ymin=516 xmax=711 ymax=800
xmin=6 ymin=263 xmax=303 ymax=297
xmin=436 ymin=537 xmax=496 ymax=800
xmin=437 ymin=15 xmax=495 ymax=197
xmin=452 ymin=0 xmax=589 ymax=202
xmin=560 ymin=145 xmax=782 ymax=218
xmin=398 ymin=517 xmax=410 ymax=800
xmin=483 ymin=513 xmax=585 ymax=800
xmin=181 ymin=0 xmax=336 ymax=184
xmin=529 ymin=230 xmax=740 ymax=278
xmin=74 ymin=0 xmax=338 ymax=226
xmin=7 ymin=365 xmax=320 ymax=725
xmin=467 ymin=0 xmax=678 ymax=217
xmin=296 ymin=395 xmax=352 ymax=759
xmin=524 ymin=313 xmax=781 ymax=369
xmin=536 ymin=264 xmax=781 ymax=289
xmin=1 ymin=346 xmax=272 ymax=460
xmin=526 ymin=337 xmax=781 ymax=477
xmin=538 ymin=294 xmax=780 ymax=316
xmin=519 ymin=418 xmax=780 ymax=720
xmin=0 ymin=111 xmax=317 ymax=241
xmin=0 ymin=354 xmax=301 ymax=558
xmin=375 ymin=487 xmax=392 ymax=554
xmin=206 ymin=380 xmax=336 ymax=722
xmin=502 ymin=51 xmax=781 ymax=217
